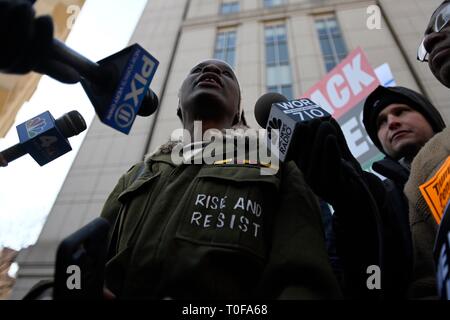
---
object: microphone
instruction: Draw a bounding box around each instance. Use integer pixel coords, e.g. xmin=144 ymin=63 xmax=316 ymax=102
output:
xmin=0 ymin=110 xmax=87 ymax=167
xmin=254 ymin=92 xmax=331 ymax=162
xmin=255 ymin=93 xmax=386 ymax=297
xmin=33 ymin=39 xmax=160 ymax=134
xmin=0 ymin=1 xmax=159 ymax=134
xmin=54 ymin=217 xmax=110 ymax=300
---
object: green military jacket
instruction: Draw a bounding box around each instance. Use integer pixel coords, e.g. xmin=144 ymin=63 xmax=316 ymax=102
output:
xmin=100 ymin=141 xmax=341 ymax=299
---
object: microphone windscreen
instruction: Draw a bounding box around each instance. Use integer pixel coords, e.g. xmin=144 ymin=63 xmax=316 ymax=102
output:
xmin=55 ymin=110 xmax=87 ymax=138
xmin=138 ymin=89 xmax=159 ymax=117
xmin=254 ymin=92 xmax=288 ymax=128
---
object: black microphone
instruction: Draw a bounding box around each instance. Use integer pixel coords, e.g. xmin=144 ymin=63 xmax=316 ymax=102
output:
xmin=35 ymin=39 xmax=160 ymax=130
xmin=0 ymin=1 xmax=159 ymax=133
xmin=137 ymin=88 xmax=159 ymax=117
xmin=54 ymin=217 xmax=110 ymax=300
xmin=0 ymin=110 xmax=86 ymax=167
xmin=254 ymin=92 xmax=331 ymax=162
xmin=49 ymin=39 xmax=159 ymax=117
xmin=254 ymin=92 xmax=289 ymax=129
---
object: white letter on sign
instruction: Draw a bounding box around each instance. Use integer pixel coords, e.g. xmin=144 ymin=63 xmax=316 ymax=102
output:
xmin=341 ymin=117 xmax=369 ymax=158
xmin=343 ymin=54 xmax=376 ymax=96
xmin=310 ymin=90 xmax=334 ymax=115
xmin=141 ymin=55 xmax=154 ymax=78
xmin=327 ymin=74 xmax=350 ymax=109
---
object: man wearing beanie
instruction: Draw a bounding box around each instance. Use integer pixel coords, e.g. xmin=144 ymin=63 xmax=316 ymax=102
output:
xmin=363 ymin=85 xmax=447 ymax=298
xmin=363 ymin=86 xmax=445 ymax=165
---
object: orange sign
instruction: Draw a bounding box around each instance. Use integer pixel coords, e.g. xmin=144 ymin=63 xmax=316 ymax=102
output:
xmin=419 ymin=156 xmax=450 ymax=224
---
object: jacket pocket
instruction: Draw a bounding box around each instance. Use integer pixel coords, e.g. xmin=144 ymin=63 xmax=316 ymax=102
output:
xmin=174 ymin=165 xmax=280 ymax=260
xmin=114 ymin=171 xmax=161 ymax=252
xmin=104 ymin=245 xmax=132 ymax=295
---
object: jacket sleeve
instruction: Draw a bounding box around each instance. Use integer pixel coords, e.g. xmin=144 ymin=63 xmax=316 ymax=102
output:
xmin=100 ymin=162 xmax=146 ymax=255
xmin=332 ymin=170 xmax=398 ymax=299
xmin=258 ymin=162 xmax=342 ymax=299
xmin=100 ymin=163 xmax=146 ymax=223
xmin=100 ymin=173 xmax=126 ymax=225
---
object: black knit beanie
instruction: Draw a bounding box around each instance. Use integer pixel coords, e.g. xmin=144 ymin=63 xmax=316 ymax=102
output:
xmin=363 ymin=85 xmax=446 ymax=154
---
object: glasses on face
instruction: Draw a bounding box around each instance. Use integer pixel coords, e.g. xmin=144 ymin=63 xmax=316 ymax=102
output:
xmin=417 ymin=3 xmax=450 ymax=62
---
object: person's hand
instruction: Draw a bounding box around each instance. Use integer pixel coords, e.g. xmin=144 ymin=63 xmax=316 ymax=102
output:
xmin=294 ymin=117 xmax=363 ymax=208
xmin=0 ymin=0 xmax=54 ymax=74
xmin=294 ymin=118 xmax=385 ymax=299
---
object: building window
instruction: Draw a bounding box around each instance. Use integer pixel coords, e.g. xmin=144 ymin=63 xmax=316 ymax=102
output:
xmin=264 ymin=0 xmax=286 ymax=8
xmin=214 ymin=30 xmax=237 ymax=67
xmin=220 ymin=1 xmax=240 ymax=15
xmin=315 ymin=16 xmax=348 ymax=72
xmin=265 ymin=24 xmax=293 ymax=99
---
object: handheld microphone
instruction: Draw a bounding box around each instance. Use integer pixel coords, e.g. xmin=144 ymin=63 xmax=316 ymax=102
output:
xmin=0 ymin=1 xmax=159 ymax=134
xmin=34 ymin=39 xmax=159 ymax=134
xmin=254 ymin=92 xmax=331 ymax=162
xmin=0 ymin=110 xmax=87 ymax=167
xmin=54 ymin=217 xmax=110 ymax=300
xmin=255 ymin=93 xmax=386 ymax=296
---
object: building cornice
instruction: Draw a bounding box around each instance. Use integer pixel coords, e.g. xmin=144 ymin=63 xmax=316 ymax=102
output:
xmin=182 ymin=0 xmax=375 ymax=30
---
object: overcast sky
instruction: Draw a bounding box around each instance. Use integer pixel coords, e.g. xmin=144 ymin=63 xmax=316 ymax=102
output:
xmin=0 ymin=0 xmax=148 ymax=250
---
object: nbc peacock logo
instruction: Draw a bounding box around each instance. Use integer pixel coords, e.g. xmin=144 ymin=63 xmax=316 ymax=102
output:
xmin=267 ymin=117 xmax=282 ymax=141
xmin=25 ymin=117 xmax=47 ymax=139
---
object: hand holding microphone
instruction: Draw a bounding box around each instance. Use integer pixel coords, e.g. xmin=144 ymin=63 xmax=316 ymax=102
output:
xmin=254 ymin=92 xmax=368 ymax=207
xmin=255 ymin=93 xmax=385 ymax=299
xmin=295 ymin=117 xmax=366 ymax=208
xmin=0 ymin=0 xmax=160 ymax=134
xmin=255 ymin=93 xmax=354 ymax=205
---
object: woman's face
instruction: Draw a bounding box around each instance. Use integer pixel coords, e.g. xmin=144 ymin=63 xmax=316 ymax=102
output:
xmin=178 ymin=59 xmax=240 ymax=127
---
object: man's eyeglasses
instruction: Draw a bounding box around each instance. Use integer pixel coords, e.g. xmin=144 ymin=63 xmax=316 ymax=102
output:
xmin=417 ymin=3 xmax=450 ymax=62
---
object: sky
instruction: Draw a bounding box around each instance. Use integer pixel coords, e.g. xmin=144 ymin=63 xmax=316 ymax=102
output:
xmin=0 ymin=0 xmax=148 ymax=251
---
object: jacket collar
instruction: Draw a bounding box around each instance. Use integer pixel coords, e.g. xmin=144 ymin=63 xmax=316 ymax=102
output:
xmin=143 ymin=130 xmax=267 ymax=167
xmin=372 ymin=156 xmax=410 ymax=187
